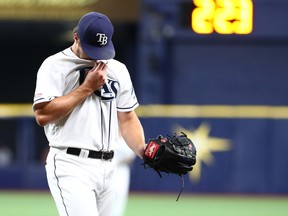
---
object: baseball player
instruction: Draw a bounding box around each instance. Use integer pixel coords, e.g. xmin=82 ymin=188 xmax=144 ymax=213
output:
xmin=33 ymin=12 xmax=146 ymax=216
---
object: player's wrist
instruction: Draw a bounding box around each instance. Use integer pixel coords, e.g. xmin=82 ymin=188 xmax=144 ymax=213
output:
xmin=137 ymin=144 xmax=146 ymax=159
xmin=78 ymin=84 xmax=95 ymax=96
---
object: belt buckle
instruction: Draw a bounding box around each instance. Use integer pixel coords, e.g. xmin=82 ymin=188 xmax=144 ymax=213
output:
xmin=101 ymin=151 xmax=109 ymax=161
xmin=101 ymin=150 xmax=113 ymax=161
xmin=100 ymin=151 xmax=106 ymax=160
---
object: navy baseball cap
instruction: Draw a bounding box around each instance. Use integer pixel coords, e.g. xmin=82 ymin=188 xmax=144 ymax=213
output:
xmin=76 ymin=12 xmax=115 ymax=60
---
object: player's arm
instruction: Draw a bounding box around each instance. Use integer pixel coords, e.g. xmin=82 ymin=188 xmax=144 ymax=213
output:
xmin=34 ymin=87 xmax=92 ymax=126
xmin=34 ymin=61 xmax=107 ymax=127
xmin=118 ymin=110 xmax=146 ymax=159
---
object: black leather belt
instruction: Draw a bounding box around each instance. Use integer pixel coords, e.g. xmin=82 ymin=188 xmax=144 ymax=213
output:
xmin=66 ymin=147 xmax=114 ymax=160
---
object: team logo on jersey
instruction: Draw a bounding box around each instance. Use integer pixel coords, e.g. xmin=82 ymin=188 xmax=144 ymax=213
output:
xmin=96 ymin=79 xmax=119 ymax=101
xmin=79 ymin=67 xmax=119 ymax=101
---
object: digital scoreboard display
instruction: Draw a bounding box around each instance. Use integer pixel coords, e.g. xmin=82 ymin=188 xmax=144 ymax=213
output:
xmin=190 ymin=0 xmax=253 ymax=35
xmin=173 ymin=0 xmax=288 ymax=39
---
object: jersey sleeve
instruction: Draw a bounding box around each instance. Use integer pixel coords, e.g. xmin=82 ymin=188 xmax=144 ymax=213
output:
xmin=116 ymin=66 xmax=139 ymax=112
xmin=33 ymin=61 xmax=64 ymax=107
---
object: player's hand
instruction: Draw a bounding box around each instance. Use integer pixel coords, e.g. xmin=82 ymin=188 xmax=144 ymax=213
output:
xmin=83 ymin=61 xmax=107 ymax=93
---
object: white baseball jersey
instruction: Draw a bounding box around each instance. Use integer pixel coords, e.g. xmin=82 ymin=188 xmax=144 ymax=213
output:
xmin=33 ymin=47 xmax=139 ymax=151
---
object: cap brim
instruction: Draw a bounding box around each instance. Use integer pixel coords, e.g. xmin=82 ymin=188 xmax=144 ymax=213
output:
xmin=82 ymin=40 xmax=115 ymax=60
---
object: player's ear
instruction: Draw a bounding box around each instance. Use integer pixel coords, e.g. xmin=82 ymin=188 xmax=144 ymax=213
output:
xmin=73 ymin=32 xmax=79 ymax=42
xmin=73 ymin=27 xmax=80 ymax=42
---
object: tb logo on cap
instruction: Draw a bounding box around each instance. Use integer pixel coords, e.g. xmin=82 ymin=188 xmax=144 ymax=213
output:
xmin=96 ymin=33 xmax=108 ymax=45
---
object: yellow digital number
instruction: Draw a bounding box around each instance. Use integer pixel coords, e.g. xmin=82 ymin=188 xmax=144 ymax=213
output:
xmin=191 ymin=0 xmax=253 ymax=34
xmin=192 ymin=0 xmax=216 ymax=34
xmin=234 ymin=0 xmax=253 ymax=34
xmin=214 ymin=0 xmax=236 ymax=34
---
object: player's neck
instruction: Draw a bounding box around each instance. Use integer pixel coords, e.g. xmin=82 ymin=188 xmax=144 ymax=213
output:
xmin=71 ymin=43 xmax=80 ymax=58
xmin=71 ymin=42 xmax=91 ymax=60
